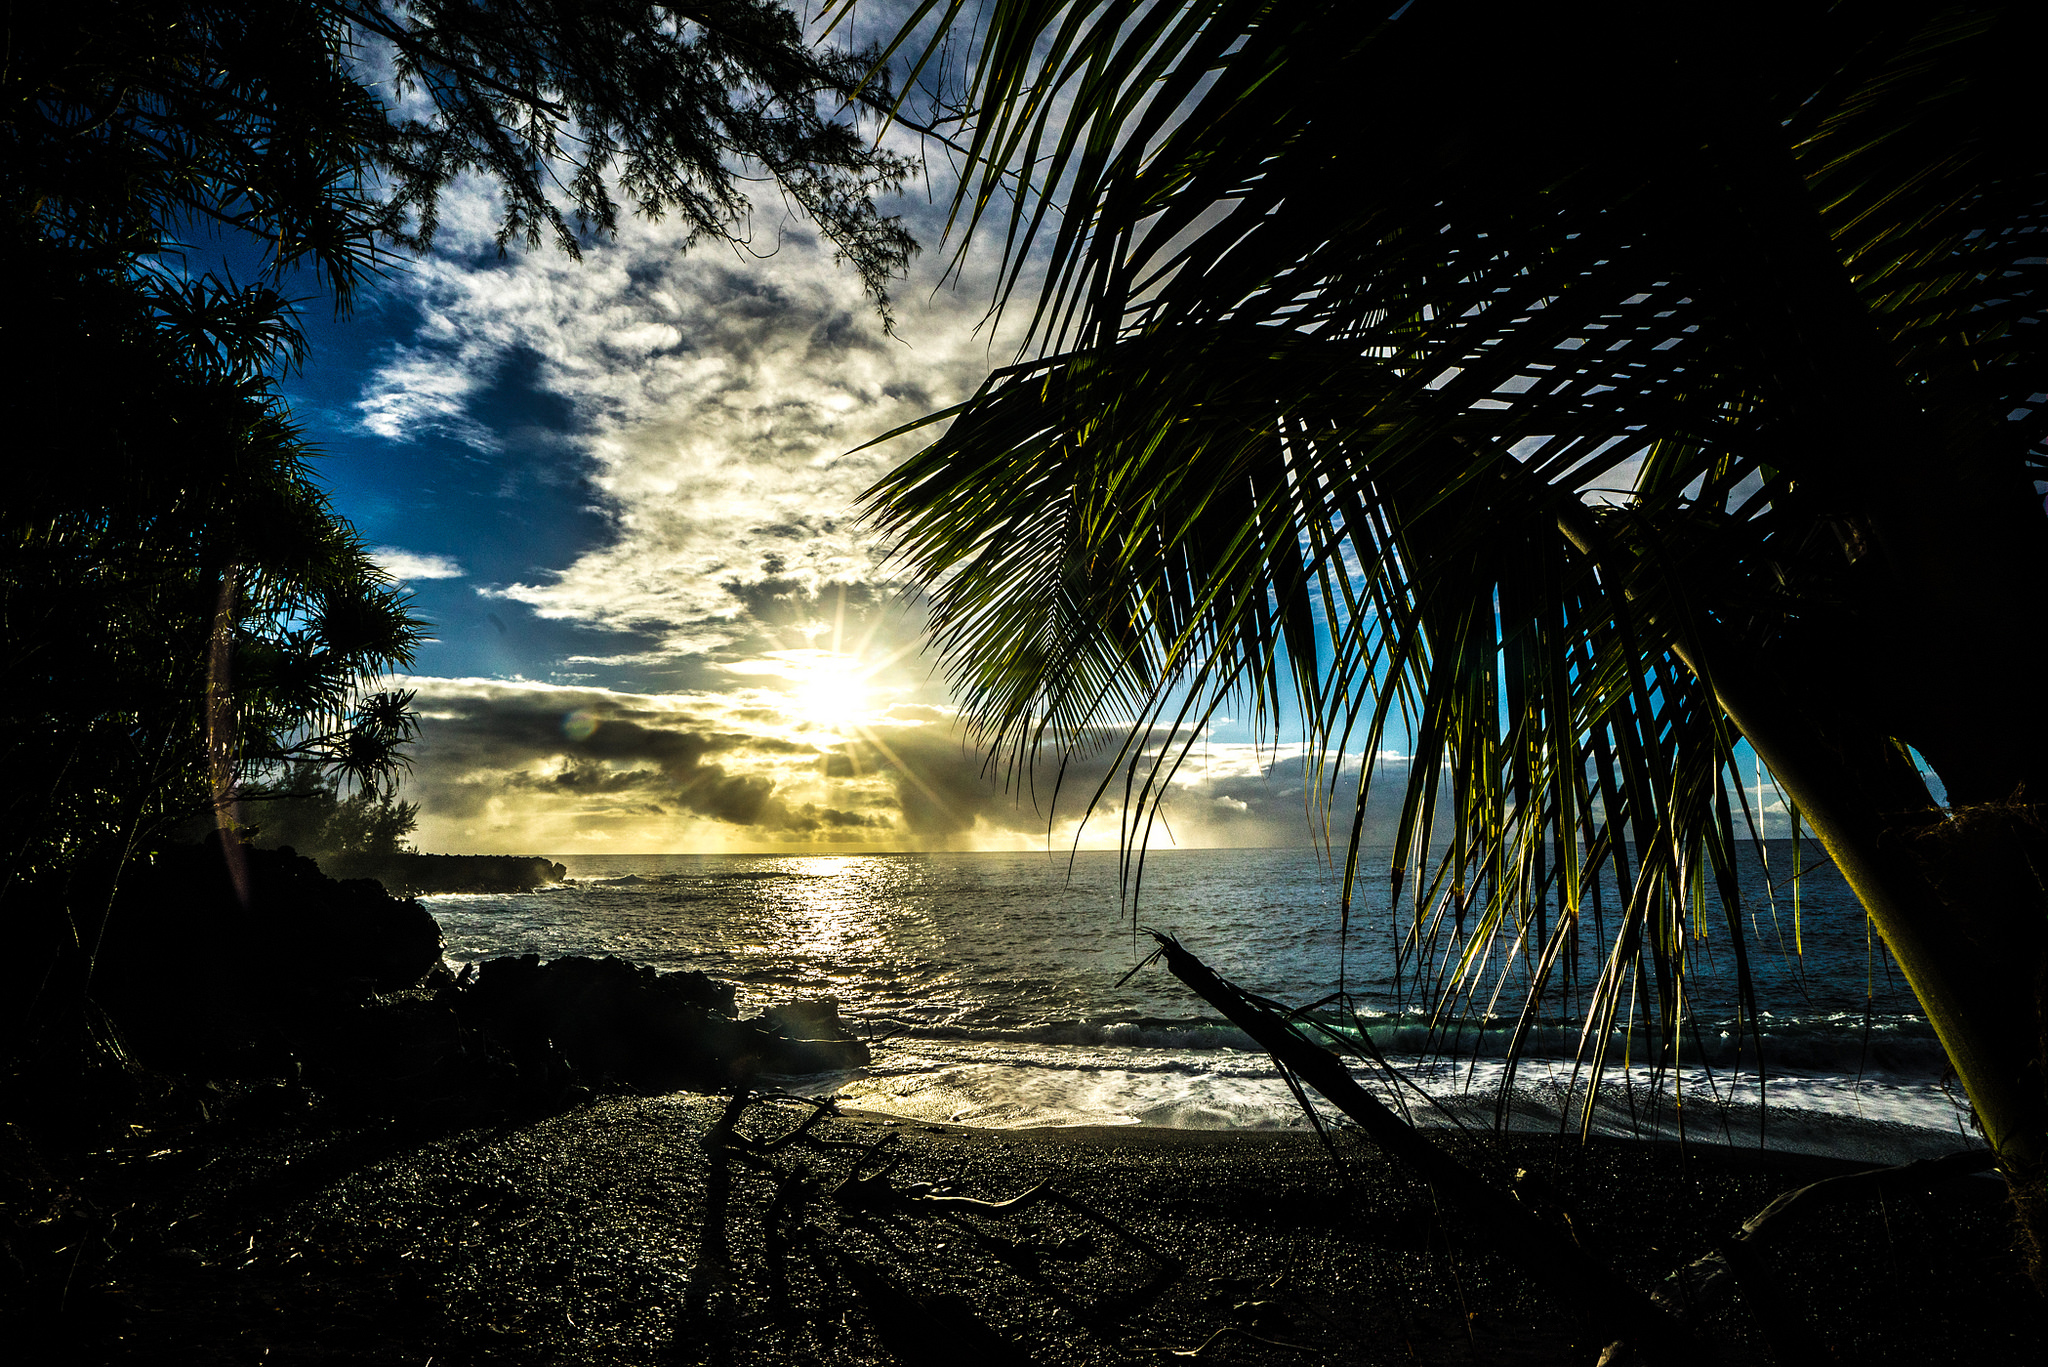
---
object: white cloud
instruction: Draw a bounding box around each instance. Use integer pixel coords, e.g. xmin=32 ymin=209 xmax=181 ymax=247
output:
xmin=355 ymin=175 xmax=1027 ymax=659
xmin=370 ymin=546 xmax=468 ymax=580
xmin=355 ymin=348 xmax=499 ymax=451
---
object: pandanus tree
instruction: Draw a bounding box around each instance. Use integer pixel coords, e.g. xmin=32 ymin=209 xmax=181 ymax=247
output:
xmin=855 ymin=0 xmax=2048 ymax=1271
xmin=1 ymin=0 xmax=917 ymax=1057
xmin=0 ymin=226 xmax=427 ymax=1050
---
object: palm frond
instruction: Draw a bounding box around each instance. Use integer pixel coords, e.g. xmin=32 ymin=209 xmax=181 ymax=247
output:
xmin=859 ymin=1 xmax=2048 ymax=1138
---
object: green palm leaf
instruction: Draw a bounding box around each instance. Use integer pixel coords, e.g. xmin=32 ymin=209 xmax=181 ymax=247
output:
xmin=853 ymin=0 xmax=2048 ymax=1218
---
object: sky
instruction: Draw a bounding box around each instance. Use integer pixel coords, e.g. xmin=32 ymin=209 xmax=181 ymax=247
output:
xmin=268 ymin=34 xmax=1375 ymax=856
xmin=263 ymin=15 xmax=1826 ymax=859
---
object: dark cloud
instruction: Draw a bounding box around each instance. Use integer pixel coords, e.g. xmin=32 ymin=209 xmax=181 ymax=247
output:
xmin=505 ymin=762 xmax=665 ymax=794
xmin=405 ymin=688 xmax=837 ymax=834
xmin=826 ymin=724 xmax=1419 ymax=847
xmin=674 ymin=763 xmax=776 ymax=825
xmin=401 ymin=681 xmax=1419 ymax=852
xmin=718 ymin=577 xmax=888 ymax=628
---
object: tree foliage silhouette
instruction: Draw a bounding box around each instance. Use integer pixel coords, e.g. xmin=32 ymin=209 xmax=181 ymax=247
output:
xmin=857 ymin=0 xmax=2048 ymax=1274
xmin=242 ymin=762 xmax=421 ymax=864
xmin=0 ymin=1 xmax=916 ymax=1055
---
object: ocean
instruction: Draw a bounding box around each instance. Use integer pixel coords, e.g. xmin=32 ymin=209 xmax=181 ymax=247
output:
xmin=423 ymin=845 xmax=1976 ymax=1163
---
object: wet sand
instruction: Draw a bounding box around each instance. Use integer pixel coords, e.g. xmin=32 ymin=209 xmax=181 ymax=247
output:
xmin=14 ymin=1093 xmax=2040 ymax=1365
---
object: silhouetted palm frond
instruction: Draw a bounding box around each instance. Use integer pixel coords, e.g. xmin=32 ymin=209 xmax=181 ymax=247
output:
xmin=856 ymin=1 xmax=2048 ymax=1146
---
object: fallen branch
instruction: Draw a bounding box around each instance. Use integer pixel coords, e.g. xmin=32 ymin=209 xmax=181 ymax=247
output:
xmin=1168 ymin=1323 xmax=1323 ymax=1357
xmin=898 ymin=1178 xmax=1052 ymax=1212
xmin=1149 ymin=932 xmax=1685 ymax=1359
xmin=832 ymin=1159 xmax=1182 ymax=1272
xmin=734 ymin=1094 xmax=840 ymax=1155
xmin=1648 ymin=1147 xmax=1998 ymax=1321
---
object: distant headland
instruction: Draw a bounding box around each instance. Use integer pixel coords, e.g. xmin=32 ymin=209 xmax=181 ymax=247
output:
xmin=310 ymin=849 xmax=567 ymax=897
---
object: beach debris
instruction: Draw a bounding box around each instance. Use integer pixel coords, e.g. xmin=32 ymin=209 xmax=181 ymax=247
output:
xmin=828 ymin=1148 xmax=1182 ymax=1274
xmin=1144 ymin=931 xmax=1691 ymax=1361
xmin=1606 ymin=1146 xmax=2002 ymax=1363
xmin=701 ymin=1090 xmax=851 ymax=1161
xmin=1163 ymin=1322 xmax=1324 ymax=1358
xmin=677 ymin=1087 xmax=1186 ymax=1361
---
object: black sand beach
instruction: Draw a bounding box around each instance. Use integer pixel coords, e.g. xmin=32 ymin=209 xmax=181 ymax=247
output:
xmin=10 ymin=1092 xmax=2039 ymax=1366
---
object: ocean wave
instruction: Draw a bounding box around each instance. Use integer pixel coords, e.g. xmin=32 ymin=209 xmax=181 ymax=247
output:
xmin=566 ymin=869 xmax=818 ymax=890
xmin=871 ymin=1009 xmax=1946 ymax=1078
xmin=993 ymin=1019 xmax=1258 ymax=1052
xmin=815 ymin=1038 xmax=1976 ymax=1157
xmin=867 ymin=1046 xmax=1279 ymax=1079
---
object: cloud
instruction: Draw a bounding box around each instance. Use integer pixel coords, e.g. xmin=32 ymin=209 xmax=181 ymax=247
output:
xmin=396 ymin=677 xmax=826 ymax=848
xmin=371 ymin=546 xmax=467 ymax=581
xmin=355 ymin=347 xmax=500 ymax=451
xmin=354 ymin=174 xmax=1026 ymax=661
xmin=389 ymin=677 xmax=1425 ymax=855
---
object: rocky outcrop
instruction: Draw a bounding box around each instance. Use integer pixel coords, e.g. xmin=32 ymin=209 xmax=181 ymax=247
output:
xmin=760 ymin=998 xmax=873 ymax=1074
xmin=318 ymin=851 xmax=568 ymax=896
xmin=454 ymin=955 xmax=871 ymax=1091
xmin=87 ymin=840 xmax=869 ymax=1104
xmin=92 ymin=835 xmax=448 ymax=1074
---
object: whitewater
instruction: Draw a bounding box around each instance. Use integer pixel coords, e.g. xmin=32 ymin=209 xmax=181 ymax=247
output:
xmin=423 ymin=846 xmax=1978 ymax=1163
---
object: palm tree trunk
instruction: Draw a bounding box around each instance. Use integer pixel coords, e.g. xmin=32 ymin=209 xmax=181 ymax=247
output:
xmin=1724 ymin=699 xmax=2048 ymax=1285
xmin=1659 ymin=71 xmax=2048 ymax=1282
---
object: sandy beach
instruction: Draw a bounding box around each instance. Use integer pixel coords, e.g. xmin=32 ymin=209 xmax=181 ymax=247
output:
xmin=13 ymin=1090 xmax=2037 ymax=1366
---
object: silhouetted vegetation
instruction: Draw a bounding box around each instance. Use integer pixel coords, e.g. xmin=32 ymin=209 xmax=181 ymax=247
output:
xmin=239 ymin=763 xmax=569 ymax=892
xmin=1 ymin=2 xmax=913 ymax=1083
xmin=860 ymin=0 xmax=2048 ymax=1293
xmin=242 ymin=762 xmax=423 ymax=862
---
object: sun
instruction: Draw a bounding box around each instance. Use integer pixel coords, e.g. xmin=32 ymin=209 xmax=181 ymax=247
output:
xmin=792 ymin=659 xmax=871 ymax=731
xmin=727 ymin=649 xmax=873 ymax=731
xmin=726 ymin=647 xmax=887 ymax=734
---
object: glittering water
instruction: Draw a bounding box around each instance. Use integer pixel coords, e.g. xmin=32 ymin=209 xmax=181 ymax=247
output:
xmin=424 ymin=846 xmax=1975 ymax=1159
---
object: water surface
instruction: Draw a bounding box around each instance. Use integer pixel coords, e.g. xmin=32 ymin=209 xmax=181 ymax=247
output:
xmin=426 ymin=846 xmax=1971 ymax=1161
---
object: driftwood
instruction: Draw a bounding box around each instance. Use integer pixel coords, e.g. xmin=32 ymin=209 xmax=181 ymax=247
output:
xmin=1148 ymin=932 xmax=2010 ymax=1365
xmin=1148 ymin=932 xmax=1688 ymax=1360
xmin=684 ymin=1085 xmax=1183 ymax=1361
xmin=685 ymin=1090 xmax=855 ymax=1330
xmin=1655 ymin=1145 xmax=1997 ymax=1313
xmin=1609 ymin=1146 xmax=2001 ymax=1363
xmin=830 ymin=1140 xmax=1182 ymax=1271
xmin=1166 ymin=1324 xmax=1324 ymax=1358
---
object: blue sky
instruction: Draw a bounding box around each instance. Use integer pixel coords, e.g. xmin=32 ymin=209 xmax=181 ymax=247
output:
xmin=252 ymin=10 xmax=1841 ymax=860
xmin=269 ymin=165 xmax=1827 ymax=857
xmin=264 ymin=129 xmax=1371 ymax=855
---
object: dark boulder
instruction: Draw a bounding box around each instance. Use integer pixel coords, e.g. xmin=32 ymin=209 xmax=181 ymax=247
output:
xmin=454 ymin=955 xmax=869 ymax=1091
xmin=90 ymin=834 xmax=448 ymax=1074
xmin=760 ymin=998 xmax=873 ymax=1073
xmin=324 ymin=851 xmax=568 ymax=896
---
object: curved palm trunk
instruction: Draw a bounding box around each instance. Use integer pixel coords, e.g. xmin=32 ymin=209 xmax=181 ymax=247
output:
xmin=1707 ymin=676 xmax=2048 ymax=1283
xmin=1655 ymin=84 xmax=2048 ymax=1279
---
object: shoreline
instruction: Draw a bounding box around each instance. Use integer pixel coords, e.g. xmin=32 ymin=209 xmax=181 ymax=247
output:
xmin=832 ymin=1105 xmax=2002 ymax=1169
xmin=16 ymin=1091 xmax=2034 ymax=1365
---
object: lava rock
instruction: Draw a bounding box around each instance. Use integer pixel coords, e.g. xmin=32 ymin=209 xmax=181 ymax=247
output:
xmin=455 ymin=956 xmax=869 ymax=1090
xmin=757 ymin=998 xmax=873 ymax=1073
xmin=91 ymin=835 xmax=448 ymax=1072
